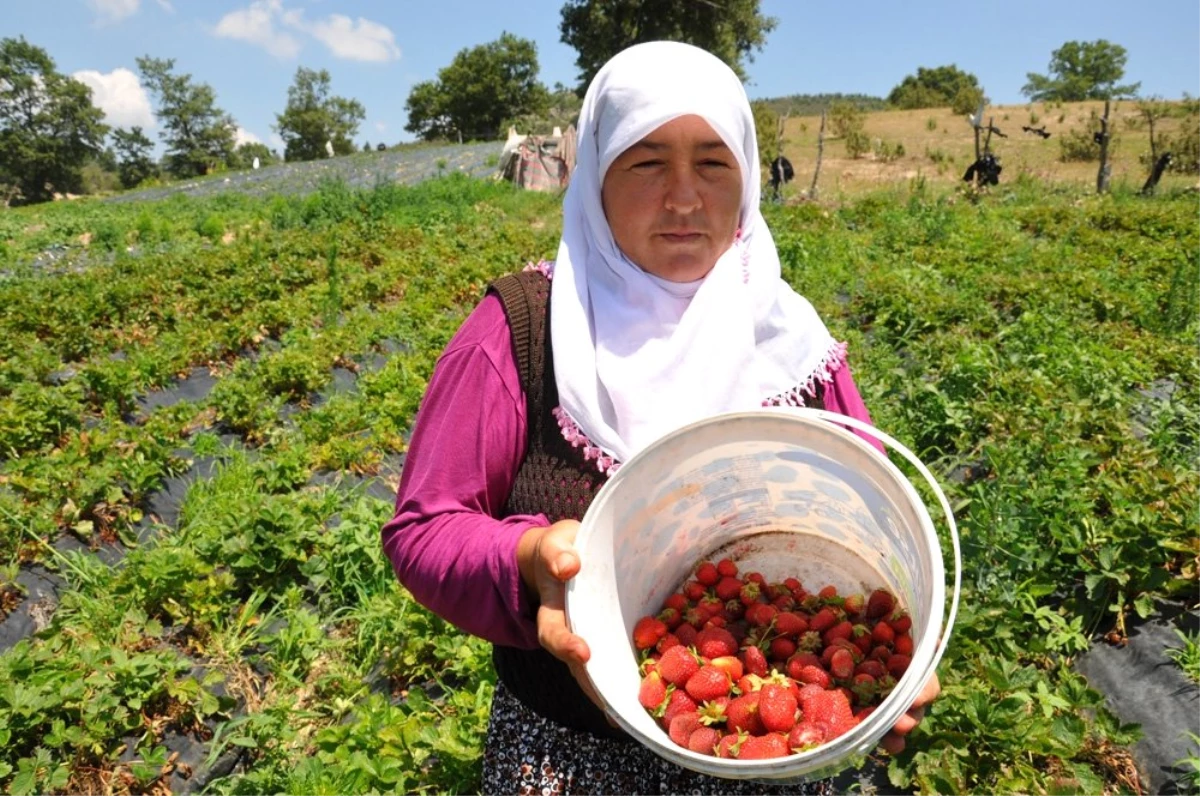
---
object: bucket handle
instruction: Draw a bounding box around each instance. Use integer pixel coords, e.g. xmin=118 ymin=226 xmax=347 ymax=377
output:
xmin=770 ymin=407 xmax=962 ymax=678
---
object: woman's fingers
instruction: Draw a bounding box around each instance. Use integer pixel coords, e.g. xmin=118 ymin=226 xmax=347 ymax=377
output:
xmin=881 ymin=672 xmax=942 ymax=754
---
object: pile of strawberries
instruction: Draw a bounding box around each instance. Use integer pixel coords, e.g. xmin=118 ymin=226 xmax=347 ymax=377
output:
xmin=632 ymin=557 xmax=913 ymax=760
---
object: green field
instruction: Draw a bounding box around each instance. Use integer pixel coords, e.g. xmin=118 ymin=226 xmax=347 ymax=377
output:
xmin=0 ymin=174 xmax=1197 ymax=794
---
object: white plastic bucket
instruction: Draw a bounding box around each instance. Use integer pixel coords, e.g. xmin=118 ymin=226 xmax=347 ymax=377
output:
xmin=565 ymin=408 xmax=961 ymax=781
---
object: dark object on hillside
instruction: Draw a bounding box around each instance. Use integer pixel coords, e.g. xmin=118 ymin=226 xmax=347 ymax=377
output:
xmin=1022 ymin=125 xmax=1051 ymax=139
xmin=963 ymin=153 xmax=1002 ymax=186
xmin=376 ymin=142 xmax=387 ymax=151
xmin=768 ymin=155 xmax=794 ymax=201
xmin=1142 ymin=152 xmax=1173 ymax=196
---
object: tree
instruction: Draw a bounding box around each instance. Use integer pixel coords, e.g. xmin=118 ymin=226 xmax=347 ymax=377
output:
xmin=274 ymin=67 xmax=365 ymax=161
xmin=829 ymin=101 xmax=869 ymax=159
xmin=227 ymin=141 xmax=275 ymax=170
xmin=136 ymin=56 xmax=235 ymax=178
xmin=888 ymin=65 xmax=983 ymax=113
xmin=1022 ymin=40 xmax=1140 ymax=102
xmin=405 ymin=33 xmax=549 ymax=141
xmin=559 ymin=0 xmax=776 ymax=93
xmin=111 ymin=126 xmax=157 ymax=188
xmin=0 ymin=37 xmax=108 ymax=204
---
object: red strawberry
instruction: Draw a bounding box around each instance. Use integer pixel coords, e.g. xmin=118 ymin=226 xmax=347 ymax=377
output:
xmin=784 ymin=576 xmax=802 ymax=592
xmin=769 ymin=637 xmax=797 ymax=662
xmin=738 ymin=581 xmax=762 ymax=607
xmin=685 ymin=665 xmax=732 ymax=702
xmin=715 ymin=577 xmax=743 ymax=601
xmin=661 ymin=689 xmax=698 ymax=726
xmin=850 ymin=673 xmax=877 ymax=705
xmin=639 ymin=671 xmax=668 ymax=710
xmin=726 ymin=692 xmax=764 ymax=735
xmin=823 ymin=620 xmax=854 ymax=646
xmin=716 ymin=558 xmax=738 ymax=578
xmin=746 ymin=572 xmax=766 ymax=586
xmin=699 ymin=594 xmax=725 ymax=615
xmin=842 ymin=593 xmax=865 ymax=616
xmin=742 ymin=644 xmax=769 ymax=677
xmin=736 ymin=673 xmax=763 ymax=694
xmin=866 ymin=588 xmax=896 ymax=619
xmin=723 ymin=598 xmax=746 ymax=620
xmin=688 ymin=726 xmax=722 ymax=756
xmin=852 ymin=627 xmax=874 ymax=655
xmin=716 ymin=732 xmax=747 ymax=758
xmin=697 ymin=697 xmax=729 ymax=726
xmin=664 ymin=592 xmax=688 ymax=613
xmin=854 ymin=705 xmax=876 ymax=721
xmin=658 ymin=607 xmax=683 ymax=630
xmin=684 ymin=581 xmax=706 ymax=601
xmin=894 ymin=633 xmax=914 ymax=657
xmin=668 ymin=711 xmax=702 ymax=747
xmin=709 ymin=655 xmax=744 ymax=682
xmin=797 ymin=631 xmax=823 ymax=653
xmin=890 ymin=613 xmax=913 ymax=634
xmin=758 ymin=683 xmax=799 ymax=733
xmin=871 ymin=620 xmax=895 ymax=646
xmin=788 ymin=722 xmax=825 ymax=751
xmin=633 ymin=616 xmax=668 ymax=650
xmin=829 ymin=647 xmax=856 ymax=680
xmin=745 ymin=603 xmax=777 ymax=628
xmin=657 ymin=645 xmax=701 ymax=686
xmin=887 ymin=653 xmax=911 ymax=678
xmin=695 ymin=561 xmax=720 ymax=587
xmin=771 ymin=594 xmax=797 ymax=612
xmin=818 ymin=584 xmax=839 ymax=600
xmin=739 ymin=732 xmax=790 ymax=759
xmin=774 ymin=611 xmax=808 ymax=637
xmin=799 ymin=688 xmax=858 ymax=741
xmin=809 ymin=607 xmax=837 ymax=633
xmin=870 ymin=644 xmax=892 ymax=662
xmin=695 ymin=627 xmax=737 ymax=659
xmin=675 ymin=623 xmax=698 ymax=648
xmin=656 ymin=633 xmax=681 ymax=654
xmin=704 ymin=615 xmax=727 ymax=630
xmin=855 ymin=659 xmax=886 ymax=679
xmin=793 ymin=664 xmax=832 ymax=689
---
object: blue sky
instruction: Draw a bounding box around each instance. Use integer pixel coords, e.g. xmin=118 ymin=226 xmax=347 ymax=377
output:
xmin=4 ymin=0 xmax=1197 ymax=152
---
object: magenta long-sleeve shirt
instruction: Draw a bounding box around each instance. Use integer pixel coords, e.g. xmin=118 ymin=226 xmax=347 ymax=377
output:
xmin=381 ymin=292 xmax=885 ymax=651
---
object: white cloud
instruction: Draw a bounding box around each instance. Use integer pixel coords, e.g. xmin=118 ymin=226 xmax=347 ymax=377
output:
xmin=209 ymin=1 xmax=400 ymax=63
xmin=72 ymin=67 xmax=155 ymax=129
xmin=154 ymin=0 xmax=174 ymax=11
xmin=298 ymin=14 xmax=401 ymax=63
xmin=233 ymin=127 xmax=262 ymax=146
xmin=374 ymin=121 xmax=386 ymax=133
xmin=213 ymin=0 xmax=301 ymax=59
xmin=269 ymin=132 xmax=285 ymax=151
xmin=87 ymin=0 xmax=140 ymax=23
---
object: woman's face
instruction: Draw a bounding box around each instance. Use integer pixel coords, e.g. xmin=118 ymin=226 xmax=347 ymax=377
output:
xmin=601 ymin=115 xmax=743 ymax=283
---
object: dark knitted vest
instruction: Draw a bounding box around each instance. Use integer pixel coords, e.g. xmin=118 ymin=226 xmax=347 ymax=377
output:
xmin=489 ymin=269 xmax=628 ymax=740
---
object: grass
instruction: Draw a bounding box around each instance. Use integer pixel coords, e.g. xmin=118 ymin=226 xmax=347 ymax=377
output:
xmin=1166 ymin=628 xmax=1200 ymax=684
xmin=0 ymin=172 xmax=1197 ymax=794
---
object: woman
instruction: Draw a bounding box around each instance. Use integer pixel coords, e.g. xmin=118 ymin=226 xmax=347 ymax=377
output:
xmin=382 ymin=41 xmax=939 ymax=795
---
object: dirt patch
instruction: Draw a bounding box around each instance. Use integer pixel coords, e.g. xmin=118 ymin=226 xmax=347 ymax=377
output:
xmin=79 ymin=232 xmax=92 ymax=246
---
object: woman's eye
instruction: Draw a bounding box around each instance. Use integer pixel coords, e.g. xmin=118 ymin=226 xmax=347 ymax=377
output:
xmin=631 ymin=159 xmax=663 ymax=170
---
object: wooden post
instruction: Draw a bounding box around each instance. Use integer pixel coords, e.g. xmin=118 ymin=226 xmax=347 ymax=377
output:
xmin=1096 ymin=99 xmax=1112 ymax=194
xmin=810 ymin=110 xmax=826 ymax=201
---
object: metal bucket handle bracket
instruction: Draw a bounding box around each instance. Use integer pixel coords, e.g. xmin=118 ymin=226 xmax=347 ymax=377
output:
xmin=771 ymin=407 xmax=963 ymax=677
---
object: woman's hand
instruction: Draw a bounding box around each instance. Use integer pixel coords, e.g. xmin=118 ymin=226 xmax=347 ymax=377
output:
xmin=516 ymin=519 xmax=608 ymax=713
xmin=880 ymin=672 xmax=940 ymax=754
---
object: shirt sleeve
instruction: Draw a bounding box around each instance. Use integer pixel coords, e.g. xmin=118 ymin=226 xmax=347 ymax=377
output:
xmin=821 ymin=358 xmax=888 ymax=456
xmin=380 ymin=292 xmax=546 ymax=650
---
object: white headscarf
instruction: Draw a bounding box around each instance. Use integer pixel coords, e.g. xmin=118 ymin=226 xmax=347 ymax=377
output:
xmin=550 ymin=41 xmax=841 ymax=469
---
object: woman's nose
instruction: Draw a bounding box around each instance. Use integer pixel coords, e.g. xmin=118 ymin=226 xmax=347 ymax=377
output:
xmin=663 ymin=166 xmax=701 ymax=214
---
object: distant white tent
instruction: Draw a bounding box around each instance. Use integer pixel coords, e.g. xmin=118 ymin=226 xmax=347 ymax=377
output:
xmin=325 ymin=140 xmax=334 ymax=158
xmin=252 ymin=157 xmax=260 ymax=170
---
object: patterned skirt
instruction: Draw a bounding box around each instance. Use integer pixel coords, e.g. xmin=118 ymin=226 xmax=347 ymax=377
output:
xmin=481 ymin=680 xmax=833 ymax=796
